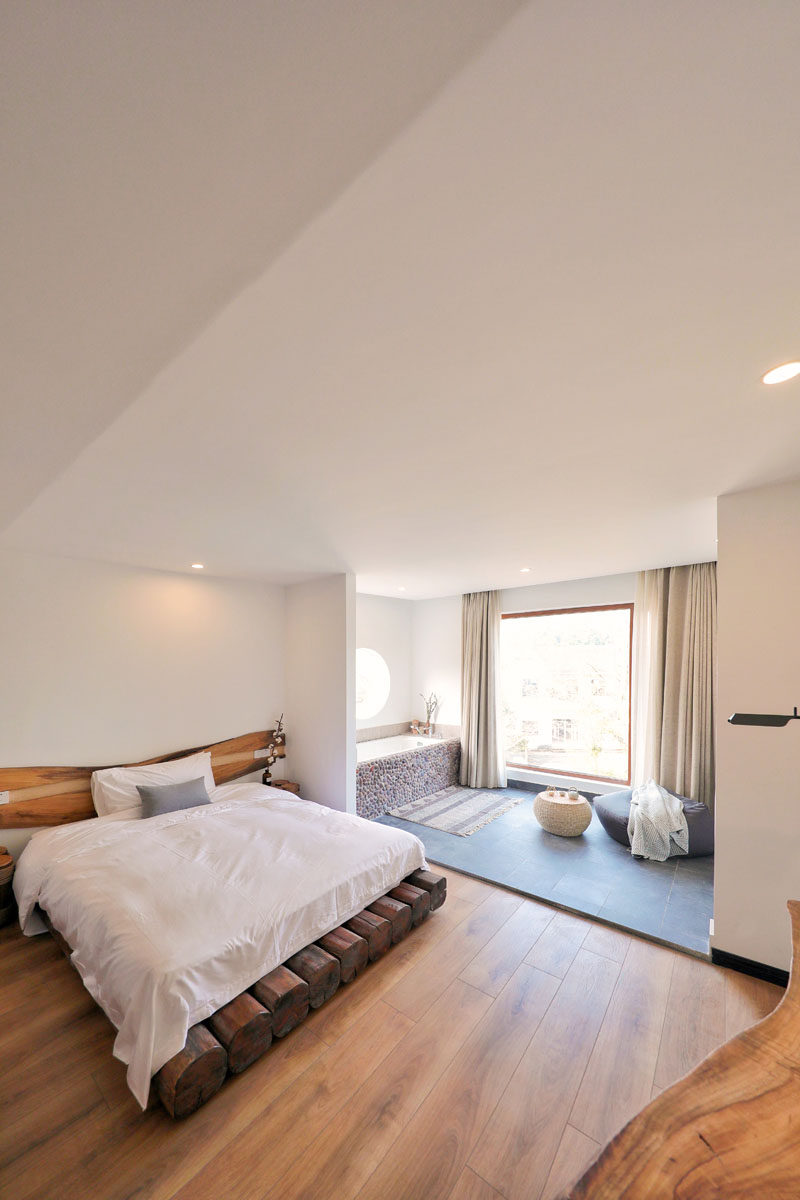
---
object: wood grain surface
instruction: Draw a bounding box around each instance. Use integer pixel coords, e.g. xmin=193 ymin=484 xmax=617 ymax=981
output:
xmin=250 ymin=965 xmax=309 ymax=1038
xmin=0 ymin=728 xmax=286 ymax=827
xmin=470 ymin=947 xmax=620 ymax=1199
xmin=317 ymin=927 xmax=369 ymax=984
xmin=568 ymin=938 xmax=676 ymax=1145
xmin=205 ymin=993 xmax=273 ymax=1075
xmin=0 ymin=869 xmax=787 ymax=1200
xmin=344 ymin=910 xmax=392 ymax=962
xmin=564 ymin=901 xmax=800 ymax=1199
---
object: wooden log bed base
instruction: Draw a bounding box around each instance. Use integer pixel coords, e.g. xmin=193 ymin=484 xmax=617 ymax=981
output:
xmin=40 ymin=867 xmax=446 ymax=1119
xmin=345 ymin=909 xmax=392 ymax=961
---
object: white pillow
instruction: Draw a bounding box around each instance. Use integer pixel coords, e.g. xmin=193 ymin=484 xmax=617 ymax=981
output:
xmin=90 ymin=750 xmax=217 ymax=817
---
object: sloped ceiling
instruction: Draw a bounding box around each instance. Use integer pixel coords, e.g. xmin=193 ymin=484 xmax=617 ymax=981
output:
xmin=3 ymin=0 xmax=800 ymax=597
xmin=0 ymin=0 xmax=523 ymax=529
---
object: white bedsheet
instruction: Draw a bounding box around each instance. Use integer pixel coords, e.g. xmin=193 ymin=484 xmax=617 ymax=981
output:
xmin=13 ymin=782 xmax=426 ymax=1107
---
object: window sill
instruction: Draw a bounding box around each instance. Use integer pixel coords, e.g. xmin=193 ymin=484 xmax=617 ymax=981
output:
xmin=506 ymin=766 xmax=629 ymax=795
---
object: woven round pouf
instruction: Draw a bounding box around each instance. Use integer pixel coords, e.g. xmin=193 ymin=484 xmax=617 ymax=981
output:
xmin=533 ymin=790 xmax=592 ymax=837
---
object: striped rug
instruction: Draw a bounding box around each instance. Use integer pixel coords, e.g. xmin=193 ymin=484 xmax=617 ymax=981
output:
xmin=388 ymin=785 xmax=524 ymax=837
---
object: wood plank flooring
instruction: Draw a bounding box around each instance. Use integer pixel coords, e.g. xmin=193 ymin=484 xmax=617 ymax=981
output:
xmin=0 ymin=868 xmax=784 ymax=1200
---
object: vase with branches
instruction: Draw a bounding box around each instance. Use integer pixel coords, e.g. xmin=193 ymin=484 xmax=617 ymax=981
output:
xmin=420 ymin=692 xmax=440 ymax=734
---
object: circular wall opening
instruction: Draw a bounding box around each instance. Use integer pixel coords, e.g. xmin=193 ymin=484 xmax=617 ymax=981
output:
xmin=355 ymin=647 xmax=391 ymax=720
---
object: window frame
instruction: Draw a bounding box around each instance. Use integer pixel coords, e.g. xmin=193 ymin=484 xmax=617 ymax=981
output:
xmin=501 ymin=602 xmax=634 ymax=786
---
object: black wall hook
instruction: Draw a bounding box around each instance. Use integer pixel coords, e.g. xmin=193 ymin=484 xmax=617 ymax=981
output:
xmin=728 ymin=706 xmax=800 ymax=727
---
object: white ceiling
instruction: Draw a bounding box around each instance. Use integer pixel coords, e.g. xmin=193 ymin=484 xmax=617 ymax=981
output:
xmin=3 ymin=0 xmax=799 ymax=598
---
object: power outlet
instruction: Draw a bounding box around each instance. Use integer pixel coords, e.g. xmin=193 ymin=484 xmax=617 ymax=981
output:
xmin=0 ymin=791 xmax=9 ymax=805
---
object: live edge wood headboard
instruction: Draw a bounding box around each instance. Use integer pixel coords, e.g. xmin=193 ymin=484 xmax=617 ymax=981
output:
xmin=0 ymin=729 xmax=286 ymax=829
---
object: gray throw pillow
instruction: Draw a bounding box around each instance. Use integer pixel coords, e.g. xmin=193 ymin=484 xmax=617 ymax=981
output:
xmin=136 ymin=776 xmax=211 ymax=819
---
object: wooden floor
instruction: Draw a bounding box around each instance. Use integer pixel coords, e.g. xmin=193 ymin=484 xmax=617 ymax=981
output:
xmin=1 ymin=868 xmax=783 ymax=1200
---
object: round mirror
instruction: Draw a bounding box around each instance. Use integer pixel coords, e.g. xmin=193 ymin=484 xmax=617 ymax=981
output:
xmin=355 ymin=647 xmax=391 ymax=720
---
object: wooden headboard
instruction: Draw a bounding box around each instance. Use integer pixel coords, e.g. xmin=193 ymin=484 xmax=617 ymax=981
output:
xmin=0 ymin=729 xmax=286 ymax=829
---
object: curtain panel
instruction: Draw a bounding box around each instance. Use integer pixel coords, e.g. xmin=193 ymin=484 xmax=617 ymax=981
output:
xmin=460 ymin=590 xmax=507 ymax=789
xmin=632 ymin=562 xmax=717 ymax=811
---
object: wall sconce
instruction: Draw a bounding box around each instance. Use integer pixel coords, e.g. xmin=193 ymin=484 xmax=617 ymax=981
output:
xmin=728 ymin=706 xmax=799 ymax=727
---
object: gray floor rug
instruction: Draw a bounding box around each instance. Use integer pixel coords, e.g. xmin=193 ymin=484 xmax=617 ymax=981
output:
xmin=388 ymin=785 xmax=525 ymax=837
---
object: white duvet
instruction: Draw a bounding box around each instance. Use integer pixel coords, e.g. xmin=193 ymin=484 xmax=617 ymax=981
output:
xmin=13 ymin=782 xmax=426 ymax=1107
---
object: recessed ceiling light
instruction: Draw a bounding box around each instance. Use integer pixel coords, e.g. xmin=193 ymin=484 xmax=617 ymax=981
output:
xmin=762 ymin=361 xmax=800 ymax=385
xmin=520 ymin=567 xmax=531 ymax=573
xmin=191 ymin=563 xmax=204 ymax=570
xmin=397 ymin=586 xmax=406 ymax=592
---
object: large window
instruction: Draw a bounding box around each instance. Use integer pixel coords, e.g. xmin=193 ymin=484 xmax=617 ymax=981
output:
xmin=500 ymin=604 xmax=632 ymax=783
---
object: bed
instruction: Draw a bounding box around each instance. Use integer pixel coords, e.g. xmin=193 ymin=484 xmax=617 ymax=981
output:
xmin=6 ymin=731 xmax=440 ymax=1115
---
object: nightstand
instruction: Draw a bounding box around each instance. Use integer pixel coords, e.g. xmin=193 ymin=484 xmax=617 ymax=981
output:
xmin=0 ymin=848 xmax=16 ymax=928
xmin=267 ymin=779 xmax=301 ymax=796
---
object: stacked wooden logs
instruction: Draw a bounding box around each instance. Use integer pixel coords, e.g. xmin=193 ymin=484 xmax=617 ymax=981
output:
xmin=156 ymin=868 xmax=446 ymax=1117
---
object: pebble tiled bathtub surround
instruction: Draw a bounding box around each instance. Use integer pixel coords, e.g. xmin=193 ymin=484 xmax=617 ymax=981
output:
xmin=356 ymin=738 xmax=461 ymax=820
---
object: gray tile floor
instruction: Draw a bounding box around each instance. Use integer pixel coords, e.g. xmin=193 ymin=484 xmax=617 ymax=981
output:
xmin=378 ymin=786 xmax=714 ymax=955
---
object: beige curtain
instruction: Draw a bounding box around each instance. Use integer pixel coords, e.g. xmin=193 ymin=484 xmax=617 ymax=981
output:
xmin=460 ymin=590 xmax=507 ymax=789
xmin=631 ymin=569 xmax=669 ymax=791
xmin=632 ymin=562 xmax=717 ymax=811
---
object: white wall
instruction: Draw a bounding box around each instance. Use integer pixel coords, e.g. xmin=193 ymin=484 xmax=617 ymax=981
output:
xmin=355 ymin=594 xmax=412 ymax=730
xmin=409 ymin=573 xmax=637 ymax=735
xmin=501 ymin=572 xmax=636 ymax=615
xmin=285 ymin=573 xmax=356 ymax=813
xmin=411 ymin=595 xmax=462 ymax=726
xmin=0 ymin=548 xmax=285 ymax=856
xmin=713 ymin=479 xmax=800 ymax=972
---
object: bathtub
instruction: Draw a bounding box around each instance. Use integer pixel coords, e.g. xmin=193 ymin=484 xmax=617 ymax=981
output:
xmin=355 ymin=734 xmax=461 ymax=820
xmin=356 ymin=734 xmax=440 ymax=764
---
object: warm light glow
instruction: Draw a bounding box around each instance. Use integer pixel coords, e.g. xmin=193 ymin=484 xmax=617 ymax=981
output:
xmin=520 ymin=567 xmax=531 ymax=573
xmin=191 ymin=563 xmax=204 ymax=569
xmin=397 ymin=586 xmax=406 ymax=592
xmin=762 ymin=361 xmax=800 ymax=385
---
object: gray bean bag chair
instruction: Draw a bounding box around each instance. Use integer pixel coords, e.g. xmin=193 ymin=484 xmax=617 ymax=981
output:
xmin=594 ymin=787 xmax=714 ymax=857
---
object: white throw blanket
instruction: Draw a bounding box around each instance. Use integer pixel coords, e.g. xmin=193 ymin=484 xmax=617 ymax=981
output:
xmin=627 ymin=779 xmax=688 ymax=861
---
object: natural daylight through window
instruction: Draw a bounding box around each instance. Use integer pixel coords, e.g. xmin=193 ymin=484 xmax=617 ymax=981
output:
xmin=500 ymin=604 xmax=633 ymax=783
xmin=355 ymin=647 xmax=391 ymax=720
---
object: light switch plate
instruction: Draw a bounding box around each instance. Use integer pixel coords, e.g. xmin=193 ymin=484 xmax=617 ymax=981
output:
xmin=0 ymin=791 xmax=9 ymax=805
